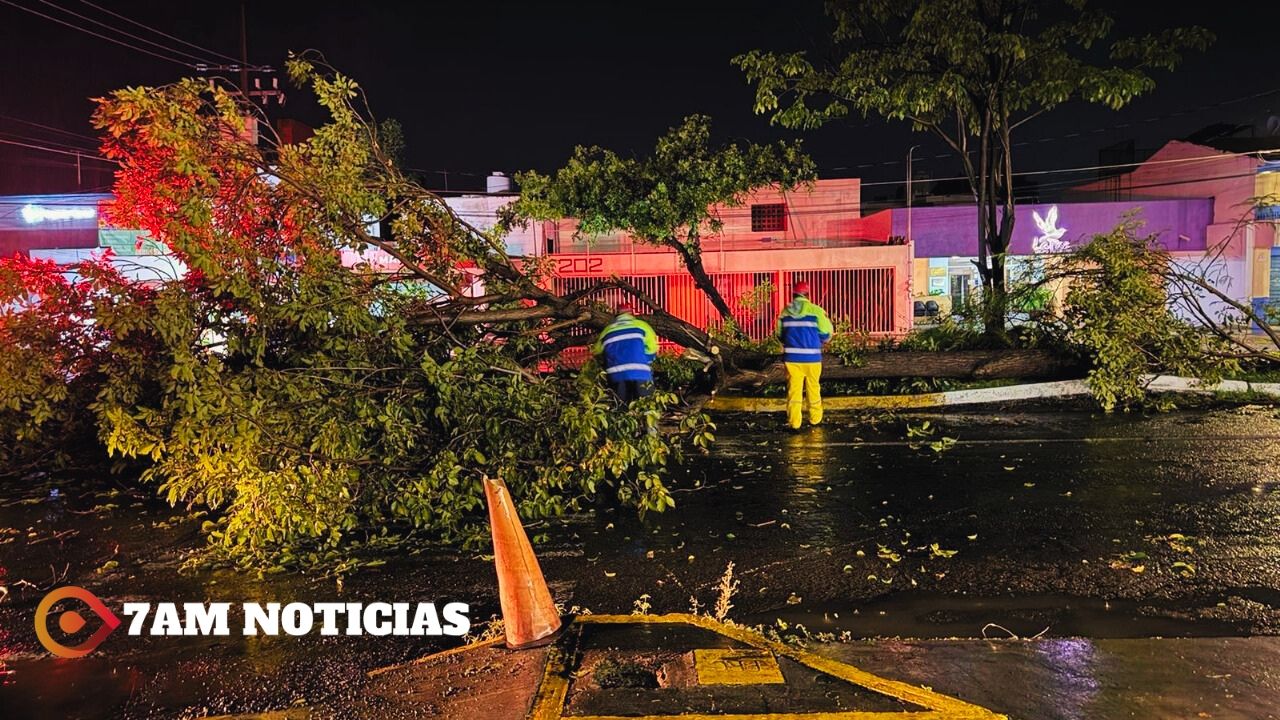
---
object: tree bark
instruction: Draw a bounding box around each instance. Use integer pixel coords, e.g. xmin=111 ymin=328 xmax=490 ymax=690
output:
xmin=667 ymin=237 xmax=737 ymax=324
xmin=721 ymin=349 xmax=1076 ymax=389
xmin=418 ymin=232 xmax=1078 ymax=391
xmin=410 ymin=305 xmax=560 ymax=325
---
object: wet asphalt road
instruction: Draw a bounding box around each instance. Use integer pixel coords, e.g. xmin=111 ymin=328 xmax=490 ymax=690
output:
xmin=570 ymin=406 xmax=1280 ymax=638
xmin=2 ymin=406 xmax=1280 ymax=718
xmin=829 ymin=636 xmax=1280 ymax=720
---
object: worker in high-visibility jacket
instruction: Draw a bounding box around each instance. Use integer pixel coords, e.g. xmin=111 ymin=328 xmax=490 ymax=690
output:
xmin=777 ymin=281 xmax=833 ymax=429
xmin=593 ymin=301 xmax=658 ymax=402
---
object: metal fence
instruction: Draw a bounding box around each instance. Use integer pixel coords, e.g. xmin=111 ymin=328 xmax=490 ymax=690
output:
xmin=552 ymin=267 xmax=897 ymax=354
xmin=787 ymin=268 xmax=896 ymax=335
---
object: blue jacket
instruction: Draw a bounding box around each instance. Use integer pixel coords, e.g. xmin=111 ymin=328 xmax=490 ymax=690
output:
xmin=593 ymin=313 xmax=658 ymax=382
xmin=777 ymin=296 xmax=833 ymax=363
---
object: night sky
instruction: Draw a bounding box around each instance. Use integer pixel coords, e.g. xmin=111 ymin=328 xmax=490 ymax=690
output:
xmin=2 ymin=0 xmax=1278 ymax=197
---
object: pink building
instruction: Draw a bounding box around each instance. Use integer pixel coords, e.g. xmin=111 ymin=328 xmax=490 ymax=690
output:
xmin=540 ymin=179 xmax=912 ymax=339
xmin=1071 ymin=139 xmax=1278 ymax=318
xmin=6 ymin=180 xmax=913 ymax=341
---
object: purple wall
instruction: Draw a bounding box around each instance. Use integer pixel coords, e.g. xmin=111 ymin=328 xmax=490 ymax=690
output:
xmin=893 ymin=198 xmax=1213 ymax=258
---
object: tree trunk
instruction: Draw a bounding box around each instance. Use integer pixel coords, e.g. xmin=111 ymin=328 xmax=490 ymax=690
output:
xmin=974 ymin=118 xmax=1015 ymax=342
xmin=449 ymin=243 xmax=1077 ymax=392
xmin=981 ymin=249 xmax=1009 ymax=341
xmin=721 ymin=349 xmax=1075 ymax=389
xmin=667 ymin=237 xmax=737 ymax=324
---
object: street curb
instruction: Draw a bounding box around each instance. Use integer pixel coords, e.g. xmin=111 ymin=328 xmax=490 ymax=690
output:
xmin=705 ymin=376 xmax=1280 ymax=412
xmin=531 ymin=614 xmax=1007 ymax=719
xmin=1144 ymin=376 xmax=1280 ymax=398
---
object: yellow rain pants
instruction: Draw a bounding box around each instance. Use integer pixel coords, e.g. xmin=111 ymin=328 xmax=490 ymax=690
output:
xmin=785 ymin=361 xmax=823 ymax=429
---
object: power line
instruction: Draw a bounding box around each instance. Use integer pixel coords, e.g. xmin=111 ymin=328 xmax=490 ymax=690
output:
xmin=0 ymin=0 xmax=197 ymax=68
xmin=33 ymin=0 xmax=222 ymax=66
xmin=858 ymin=149 xmax=1266 ymax=188
xmin=0 ymin=136 xmax=115 ymax=163
xmin=823 ymin=86 xmax=1280 ymax=174
xmin=1016 ymin=168 xmax=1264 ymax=198
xmin=0 ymin=113 xmax=98 ymax=143
xmin=0 ymin=129 xmax=96 ymax=154
xmin=77 ymin=0 xmax=246 ymax=66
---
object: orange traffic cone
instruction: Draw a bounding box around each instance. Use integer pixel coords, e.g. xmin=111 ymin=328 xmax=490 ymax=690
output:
xmin=483 ymin=476 xmax=562 ymax=649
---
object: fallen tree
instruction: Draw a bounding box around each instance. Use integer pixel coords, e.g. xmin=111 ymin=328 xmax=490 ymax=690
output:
xmin=2 ymin=56 xmax=736 ymax=568
xmin=1032 ymin=217 xmax=1275 ymax=410
xmin=721 ymin=349 xmax=1077 ymax=389
xmin=10 ymin=56 xmax=1245 ymax=571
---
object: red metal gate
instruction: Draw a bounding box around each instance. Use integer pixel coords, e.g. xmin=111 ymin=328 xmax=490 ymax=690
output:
xmin=552 ymin=267 xmax=896 ymax=347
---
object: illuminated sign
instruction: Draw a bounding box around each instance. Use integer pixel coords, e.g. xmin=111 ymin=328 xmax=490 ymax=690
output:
xmin=20 ymin=203 xmax=97 ymax=224
xmin=1031 ymin=205 xmax=1071 ymax=253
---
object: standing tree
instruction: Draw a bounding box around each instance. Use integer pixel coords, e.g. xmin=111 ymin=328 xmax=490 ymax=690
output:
xmin=506 ymin=115 xmax=815 ymax=326
xmin=735 ymin=0 xmax=1211 ymax=336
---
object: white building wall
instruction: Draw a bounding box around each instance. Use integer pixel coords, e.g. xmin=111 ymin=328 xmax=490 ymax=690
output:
xmin=444 ymin=194 xmax=544 ymax=257
xmin=29 ymin=247 xmax=188 ymax=284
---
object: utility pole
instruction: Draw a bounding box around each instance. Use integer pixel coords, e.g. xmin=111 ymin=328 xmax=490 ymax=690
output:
xmin=906 ymin=145 xmax=921 ymax=244
xmin=907 ymin=144 xmax=921 ymax=306
xmin=231 ymin=2 xmax=284 ymax=144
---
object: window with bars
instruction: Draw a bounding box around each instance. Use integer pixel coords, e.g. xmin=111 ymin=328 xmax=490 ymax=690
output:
xmin=750 ymin=203 xmax=787 ymax=232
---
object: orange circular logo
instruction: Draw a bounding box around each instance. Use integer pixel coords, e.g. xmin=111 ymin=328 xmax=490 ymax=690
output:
xmin=34 ymin=586 xmax=121 ymax=658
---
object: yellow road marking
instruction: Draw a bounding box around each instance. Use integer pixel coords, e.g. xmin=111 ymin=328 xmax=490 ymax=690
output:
xmin=693 ymin=648 xmax=784 ymax=685
xmin=530 ymin=614 xmax=1006 ymax=720
xmin=530 ymin=644 xmax=573 ymax=720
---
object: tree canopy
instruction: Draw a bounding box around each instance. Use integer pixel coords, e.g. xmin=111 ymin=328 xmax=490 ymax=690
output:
xmin=736 ymin=0 xmax=1211 ymax=332
xmin=1042 ymin=221 xmax=1237 ymax=411
xmin=0 ymin=55 xmax=713 ymax=569
xmin=507 ymin=115 xmax=815 ymax=324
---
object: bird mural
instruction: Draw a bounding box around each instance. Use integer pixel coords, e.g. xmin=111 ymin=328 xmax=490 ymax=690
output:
xmin=1031 ymin=205 xmax=1072 ymax=254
